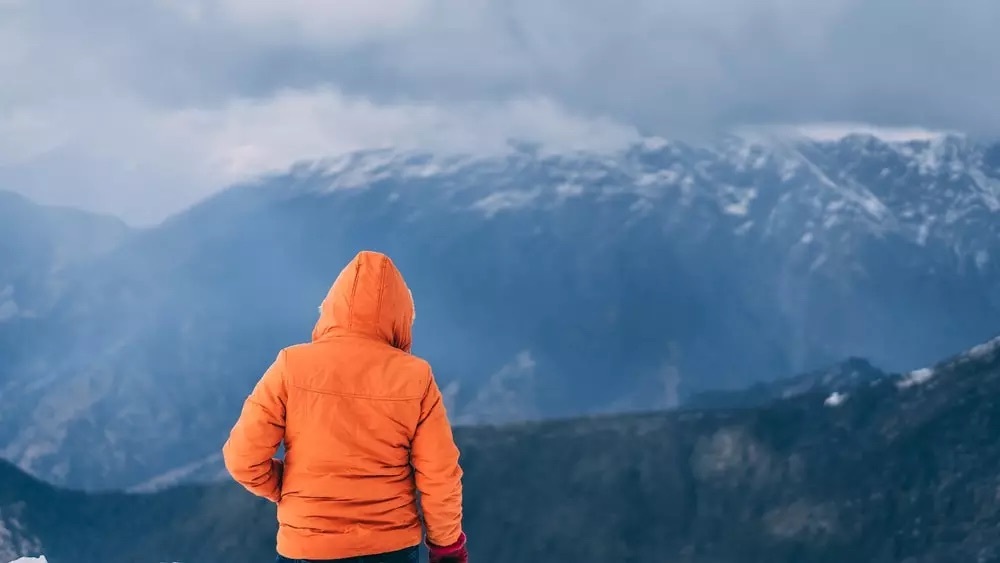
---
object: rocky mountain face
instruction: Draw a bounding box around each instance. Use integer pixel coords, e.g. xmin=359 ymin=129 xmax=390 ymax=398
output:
xmin=1 ymin=134 xmax=999 ymax=490
xmin=2 ymin=336 xmax=999 ymax=563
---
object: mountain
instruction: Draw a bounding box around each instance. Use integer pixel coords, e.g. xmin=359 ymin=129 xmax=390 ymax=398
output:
xmin=685 ymin=357 xmax=889 ymax=410
xmin=0 ymin=190 xmax=130 ymax=409
xmin=0 ymin=459 xmax=274 ymax=563
xmin=2 ymin=133 xmax=1000 ymax=489
xmin=0 ymin=191 xmax=132 ymax=483
xmin=2 ymin=336 xmax=999 ymax=563
xmin=0 ymin=190 xmax=130 ymax=319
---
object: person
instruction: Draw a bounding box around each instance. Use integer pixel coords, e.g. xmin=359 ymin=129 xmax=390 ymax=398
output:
xmin=222 ymin=250 xmax=469 ymax=563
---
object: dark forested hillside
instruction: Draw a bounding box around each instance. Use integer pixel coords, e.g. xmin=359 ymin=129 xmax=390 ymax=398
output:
xmin=4 ymin=337 xmax=999 ymax=563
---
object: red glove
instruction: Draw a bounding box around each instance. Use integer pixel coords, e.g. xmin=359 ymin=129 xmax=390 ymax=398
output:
xmin=428 ymin=532 xmax=468 ymax=563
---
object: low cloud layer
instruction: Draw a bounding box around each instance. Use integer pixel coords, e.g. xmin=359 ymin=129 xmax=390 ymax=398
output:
xmin=2 ymin=0 xmax=998 ymax=224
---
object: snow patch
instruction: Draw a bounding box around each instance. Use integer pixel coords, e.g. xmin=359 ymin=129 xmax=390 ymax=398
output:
xmin=824 ymin=392 xmax=848 ymax=407
xmin=897 ymin=367 xmax=935 ymax=389
xmin=967 ymin=337 xmax=1000 ymax=360
xmin=721 ymin=186 xmax=757 ymax=217
xmin=636 ymin=169 xmax=681 ymax=187
xmin=915 ymin=142 xmax=943 ymax=175
xmin=629 ymin=198 xmax=655 ymax=216
xmin=471 ymin=190 xmax=540 ymax=218
xmin=8 ymin=558 xmax=47 ymax=563
xmin=779 ymin=160 xmax=799 ymax=182
xmin=809 ymin=253 xmax=828 ymax=273
xmin=723 ymin=201 xmax=749 ymax=216
xmin=325 ymin=151 xmax=397 ymax=189
xmin=555 ymin=183 xmax=584 ymax=199
xmin=315 ymin=151 xmax=474 ymax=192
xmin=967 ymin=169 xmax=1000 ymax=211
xmin=734 ymin=221 xmax=754 ymax=236
xmin=791 ymin=147 xmax=891 ymax=222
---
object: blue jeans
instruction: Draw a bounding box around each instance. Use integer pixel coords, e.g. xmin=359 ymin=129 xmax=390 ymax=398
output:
xmin=277 ymin=545 xmax=420 ymax=563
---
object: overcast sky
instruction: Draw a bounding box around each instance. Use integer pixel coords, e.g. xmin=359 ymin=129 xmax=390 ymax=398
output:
xmin=2 ymin=0 xmax=998 ymax=225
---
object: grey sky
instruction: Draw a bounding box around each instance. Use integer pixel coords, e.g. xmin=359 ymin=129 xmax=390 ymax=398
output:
xmin=1 ymin=0 xmax=998 ymax=224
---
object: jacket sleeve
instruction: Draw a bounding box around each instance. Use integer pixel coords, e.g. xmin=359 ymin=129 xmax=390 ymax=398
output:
xmin=222 ymin=350 xmax=288 ymax=503
xmin=411 ymin=369 xmax=464 ymax=547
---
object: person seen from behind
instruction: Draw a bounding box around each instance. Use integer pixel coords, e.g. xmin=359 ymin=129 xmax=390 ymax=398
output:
xmin=222 ymin=250 xmax=468 ymax=563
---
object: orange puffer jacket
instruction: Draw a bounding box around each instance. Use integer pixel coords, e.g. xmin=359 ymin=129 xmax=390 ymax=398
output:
xmin=222 ymin=250 xmax=464 ymax=560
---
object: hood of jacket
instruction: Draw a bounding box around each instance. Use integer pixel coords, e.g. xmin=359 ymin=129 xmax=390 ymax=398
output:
xmin=312 ymin=250 xmax=415 ymax=352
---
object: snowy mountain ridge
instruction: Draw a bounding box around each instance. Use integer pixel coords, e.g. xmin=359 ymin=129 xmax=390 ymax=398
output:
xmin=270 ymin=133 xmax=1000 ymax=275
xmin=898 ymin=334 xmax=1000 ymax=390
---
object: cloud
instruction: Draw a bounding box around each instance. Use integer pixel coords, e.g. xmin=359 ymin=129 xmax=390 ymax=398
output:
xmin=1 ymin=0 xmax=999 ymax=223
xmin=208 ymin=0 xmax=430 ymax=44
xmin=0 ymin=89 xmax=637 ymax=225
xmin=160 ymin=88 xmax=637 ymax=191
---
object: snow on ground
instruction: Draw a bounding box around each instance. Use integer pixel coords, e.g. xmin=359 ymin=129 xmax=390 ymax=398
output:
xmin=897 ymin=367 xmax=935 ymax=389
xmin=8 ymin=557 xmax=47 ymax=563
xmin=824 ymin=391 xmax=848 ymax=407
xmin=966 ymin=337 xmax=1000 ymax=360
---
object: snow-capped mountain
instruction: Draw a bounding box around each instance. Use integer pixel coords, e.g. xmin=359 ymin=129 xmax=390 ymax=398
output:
xmin=1 ymin=133 xmax=998 ymax=489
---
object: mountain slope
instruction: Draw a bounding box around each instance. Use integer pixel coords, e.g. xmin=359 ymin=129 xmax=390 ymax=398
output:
xmin=0 ymin=191 xmax=132 ymax=485
xmin=3 ymin=337 xmax=1000 ymax=563
xmin=1 ymin=134 xmax=999 ymax=489
xmin=0 ymin=190 xmax=130 ymax=319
